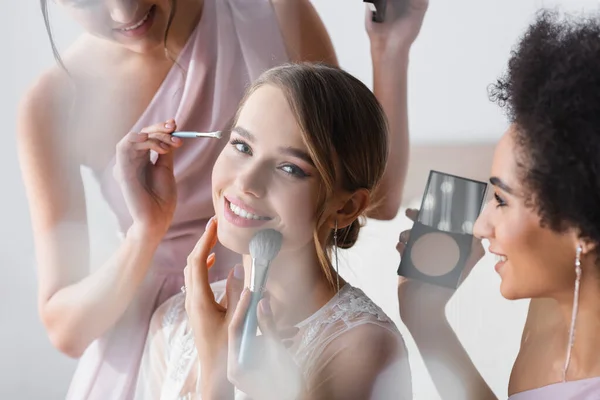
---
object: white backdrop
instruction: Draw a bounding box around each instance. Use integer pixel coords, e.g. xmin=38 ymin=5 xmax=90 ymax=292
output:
xmin=2 ymin=0 xmax=598 ymax=398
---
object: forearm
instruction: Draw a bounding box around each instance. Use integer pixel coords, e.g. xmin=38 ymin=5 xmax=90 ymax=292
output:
xmin=200 ymin=363 xmax=234 ymax=400
xmin=405 ymin=314 xmax=497 ymax=400
xmin=368 ymin=48 xmax=410 ymax=220
xmin=41 ymin=226 xmax=162 ymax=357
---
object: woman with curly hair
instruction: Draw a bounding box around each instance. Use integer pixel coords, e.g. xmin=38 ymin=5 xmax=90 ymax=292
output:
xmin=396 ymin=10 xmax=600 ymax=399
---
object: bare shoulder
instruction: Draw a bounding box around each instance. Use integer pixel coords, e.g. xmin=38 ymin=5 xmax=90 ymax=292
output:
xmin=270 ymin=0 xmax=338 ymax=65
xmin=312 ymin=323 xmax=410 ymax=399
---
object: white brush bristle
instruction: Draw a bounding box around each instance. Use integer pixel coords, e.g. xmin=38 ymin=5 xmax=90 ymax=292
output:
xmin=249 ymin=229 xmax=283 ymax=262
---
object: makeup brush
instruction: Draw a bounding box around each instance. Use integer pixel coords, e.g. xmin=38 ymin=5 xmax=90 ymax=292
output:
xmin=238 ymin=229 xmax=283 ymax=367
xmin=172 ymin=131 xmax=222 ymax=139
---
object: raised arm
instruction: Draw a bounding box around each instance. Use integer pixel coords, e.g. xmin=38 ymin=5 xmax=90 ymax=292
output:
xmin=17 ymin=73 xmax=177 ymax=358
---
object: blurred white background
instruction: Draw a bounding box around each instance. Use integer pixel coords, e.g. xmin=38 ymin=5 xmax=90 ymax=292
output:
xmin=2 ymin=0 xmax=598 ymax=398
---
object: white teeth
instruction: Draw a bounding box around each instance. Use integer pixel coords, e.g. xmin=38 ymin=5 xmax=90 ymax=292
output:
xmin=229 ymin=202 xmax=265 ymax=220
xmin=496 ymin=255 xmax=508 ymax=262
xmin=121 ymin=10 xmax=150 ymax=31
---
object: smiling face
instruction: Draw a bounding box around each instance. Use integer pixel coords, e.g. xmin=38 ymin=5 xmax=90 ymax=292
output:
xmin=211 ymin=85 xmax=326 ymax=256
xmin=55 ymin=0 xmax=171 ymax=53
xmin=473 ymin=126 xmax=579 ymax=300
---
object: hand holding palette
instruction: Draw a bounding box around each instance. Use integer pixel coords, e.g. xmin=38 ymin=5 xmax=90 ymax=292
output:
xmin=397 ymin=170 xmax=488 ymax=289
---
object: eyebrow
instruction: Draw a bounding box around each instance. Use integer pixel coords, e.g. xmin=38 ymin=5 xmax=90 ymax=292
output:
xmin=489 ymin=176 xmax=514 ymax=194
xmin=231 ymin=126 xmax=315 ymax=167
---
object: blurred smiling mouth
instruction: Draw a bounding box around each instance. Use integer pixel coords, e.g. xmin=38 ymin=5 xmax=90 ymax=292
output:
xmin=114 ymin=5 xmax=156 ymax=34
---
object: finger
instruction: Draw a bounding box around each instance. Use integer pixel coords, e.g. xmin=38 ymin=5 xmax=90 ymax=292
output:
xmin=132 ymin=138 xmax=171 ymax=154
xmin=126 ymin=131 xmax=149 ymax=143
xmin=278 ymin=326 xmax=300 ymax=340
xmin=256 ymin=298 xmax=279 ymax=340
xmin=184 ymin=266 xmax=191 ymax=310
xmin=225 ymin=265 xmax=245 ymax=321
xmin=405 ymin=208 xmax=419 ymax=222
xmin=140 ymin=119 xmax=178 ymax=135
xmin=188 ymin=217 xmax=218 ymax=303
xmin=396 ymin=241 xmax=406 ymax=256
xmin=147 ymin=131 xmax=182 ymax=147
xmin=399 ymin=230 xmax=411 ymax=244
xmin=154 ymin=146 xmax=175 ymax=171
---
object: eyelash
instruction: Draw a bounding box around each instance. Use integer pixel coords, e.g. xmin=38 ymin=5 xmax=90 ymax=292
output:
xmin=229 ymin=139 xmax=309 ymax=179
xmin=494 ymin=192 xmax=506 ymax=208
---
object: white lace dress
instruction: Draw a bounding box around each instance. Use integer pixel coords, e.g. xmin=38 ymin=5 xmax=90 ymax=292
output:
xmin=134 ymin=281 xmax=411 ymax=399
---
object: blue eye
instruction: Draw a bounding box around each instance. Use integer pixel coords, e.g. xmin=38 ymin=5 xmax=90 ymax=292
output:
xmin=280 ymin=164 xmax=308 ymax=178
xmin=230 ymin=139 xmax=252 ymax=155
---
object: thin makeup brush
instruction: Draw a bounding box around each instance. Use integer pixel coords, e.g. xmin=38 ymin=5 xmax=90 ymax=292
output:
xmin=238 ymin=229 xmax=283 ymax=367
xmin=172 ymin=131 xmax=222 ymax=139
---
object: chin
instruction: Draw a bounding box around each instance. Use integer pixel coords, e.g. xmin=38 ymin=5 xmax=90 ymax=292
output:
xmin=216 ymin=223 xmax=252 ymax=255
xmin=499 ymin=279 xmax=534 ymax=301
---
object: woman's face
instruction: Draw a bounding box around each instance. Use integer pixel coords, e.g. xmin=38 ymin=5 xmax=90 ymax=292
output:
xmin=56 ymin=0 xmax=171 ymax=53
xmin=473 ymin=126 xmax=579 ymax=300
xmin=211 ymin=85 xmax=327 ymax=256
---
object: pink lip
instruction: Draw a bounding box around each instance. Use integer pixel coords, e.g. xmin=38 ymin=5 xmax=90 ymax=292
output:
xmin=114 ymin=6 xmax=155 ymax=38
xmin=494 ymin=260 xmax=506 ymax=274
xmin=223 ymin=197 xmax=272 ymax=228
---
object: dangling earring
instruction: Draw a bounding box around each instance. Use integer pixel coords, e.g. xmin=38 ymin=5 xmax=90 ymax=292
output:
xmin=334 ymin=220 xmax=340 ymax=294
xmin=563 ymin=244 xmax=582 ymax=382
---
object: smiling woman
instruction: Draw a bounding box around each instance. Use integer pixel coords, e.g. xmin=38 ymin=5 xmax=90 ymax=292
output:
xmin=134 ymin=63 xmax=411 ymax=400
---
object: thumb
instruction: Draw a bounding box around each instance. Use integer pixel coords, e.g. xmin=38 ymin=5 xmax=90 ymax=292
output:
xmin=225 ymin=264 xmax=245 ymax=319
xmin=154 ymin=147 xmax=175 ymax=171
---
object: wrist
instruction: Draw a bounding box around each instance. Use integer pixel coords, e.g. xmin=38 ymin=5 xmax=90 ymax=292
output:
xmin=126 ymin=223 xmax=166 ymax=248
xmin=201 ymin=366 xmax=233 ymax=400
xmin=370 ymin=40 xmax=412 ymax=63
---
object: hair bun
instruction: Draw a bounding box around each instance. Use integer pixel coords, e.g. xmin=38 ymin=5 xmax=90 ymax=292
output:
xmin=336 ymin=219 xmax=361 ymax=249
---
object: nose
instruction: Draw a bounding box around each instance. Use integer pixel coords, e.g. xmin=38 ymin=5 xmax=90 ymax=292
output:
xmin=473 ymin=200 xmax=493 ymax=240
xmin=235 ymin=163 xmax=268 ymax=198
xmin=107 ymin=0 xmax=140 ymax=24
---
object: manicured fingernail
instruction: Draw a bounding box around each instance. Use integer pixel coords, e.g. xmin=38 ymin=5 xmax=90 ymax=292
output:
xmin=234 ymin=264 xmax=244 ymax=279
xmin=205 ymin=216 xmax=215 ymax=229
xmin=261 ymin=299 xmax=272 ymax=315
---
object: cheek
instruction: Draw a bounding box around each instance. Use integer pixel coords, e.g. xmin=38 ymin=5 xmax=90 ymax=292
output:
xmin=497 ymin=215 xmax=574 ymax=297
xmin=275 ymin=182 xmax=320 ymax=248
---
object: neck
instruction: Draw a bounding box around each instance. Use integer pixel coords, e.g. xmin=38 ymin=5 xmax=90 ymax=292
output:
xmin=242 ymin=245 xmax=341 ymax=328
xmin=163 ymin=0 xmax=204 ymax=56
xmin=554 ymin=269 xmax=600 ymax=380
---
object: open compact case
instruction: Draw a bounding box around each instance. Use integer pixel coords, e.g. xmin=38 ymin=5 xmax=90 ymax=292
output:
xmin=397 ymin=170 xmax=488 ymax=289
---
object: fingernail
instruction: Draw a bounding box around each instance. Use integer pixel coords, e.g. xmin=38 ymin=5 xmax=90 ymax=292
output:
xmin=234 ymin=264 xmax=244 ymax=280
xmin=261 ymin=299 xmax=272 ymax=315
xmin=171 ymin=136 xmax=180 ymax=143
xmin=160 ymin=143 xmax=170 ymax=150
xmin=205 ymin=216 xmax=215 ymax=229
xmin=165 ymin=122 xmax=174 ymax=129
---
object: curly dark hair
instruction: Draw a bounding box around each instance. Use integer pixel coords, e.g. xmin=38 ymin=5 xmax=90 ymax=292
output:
xmin=489 ymin=10 xmax=600 ymax=249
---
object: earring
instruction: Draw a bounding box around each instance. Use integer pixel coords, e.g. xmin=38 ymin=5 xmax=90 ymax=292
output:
xmin=563 ymin=244 xmax=582 ymax=382
xmin=334 ymin=220 xmax=340 ymax=294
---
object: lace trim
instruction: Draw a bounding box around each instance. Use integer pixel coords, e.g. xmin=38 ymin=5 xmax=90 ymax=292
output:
xmin=295 ymin=286 xmax=395 ymax=368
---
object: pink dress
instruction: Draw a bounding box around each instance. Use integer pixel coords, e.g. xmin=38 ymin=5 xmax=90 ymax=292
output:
xmin=508 ymin=377 xmax=600 ymax=399
xmin=66 ymin=0 xmax=288 ymax=398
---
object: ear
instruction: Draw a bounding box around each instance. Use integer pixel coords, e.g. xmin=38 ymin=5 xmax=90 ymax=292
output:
xmin=332 ymin=188 xmax=370 ymax=229
xmin=578 ymin=239 xmax=597 ymax=257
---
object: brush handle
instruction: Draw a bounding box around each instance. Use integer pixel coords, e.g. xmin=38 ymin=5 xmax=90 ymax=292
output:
xmin=172 ymin=131 xmax=221 ymax=139
xmin=238 ymin=289 xmax=263 ymax=367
